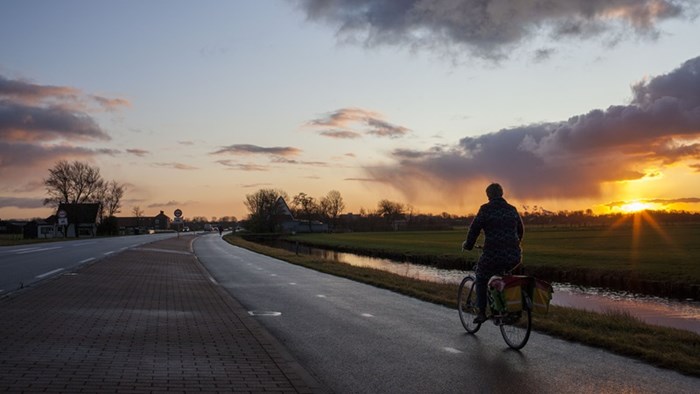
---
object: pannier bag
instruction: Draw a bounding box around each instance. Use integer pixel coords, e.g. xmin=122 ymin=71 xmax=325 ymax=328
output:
xmin=531 ymin=278 xmax=554 ymax=315
xmin=488 ymin=275 xmax=528 ymax=313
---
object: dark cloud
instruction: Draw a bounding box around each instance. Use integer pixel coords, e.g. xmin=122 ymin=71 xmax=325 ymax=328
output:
xmin=0 ymin=141 xmax=107 ymax=170
xmin=0 ymin=100 xmax=110 ymax=142
xmin=308 ymin=108 xmax=410 ymax=138
xmin=0 ymin=75 xmax=79 ymax=104
xmin=367 ymin=55 xmax=700 ymax=201
xmin=293 ymin=0 xmax=695 ymax=60
xmin=211 ymin=144 xmax=302 ymax=156
xmin=0 ymin=196 xmax=45 ymax=209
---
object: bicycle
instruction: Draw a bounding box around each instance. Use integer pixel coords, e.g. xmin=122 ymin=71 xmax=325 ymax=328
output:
xmin=457 ymin=248 xmax=533 ymax=350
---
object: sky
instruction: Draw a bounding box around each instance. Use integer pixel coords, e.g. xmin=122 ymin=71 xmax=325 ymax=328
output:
xmin=1 ymin=0 xmax=700 ymax=221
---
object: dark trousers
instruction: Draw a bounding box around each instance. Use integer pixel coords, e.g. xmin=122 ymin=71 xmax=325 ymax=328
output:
xmin=475 ymin=256 xmax=519 ymax=313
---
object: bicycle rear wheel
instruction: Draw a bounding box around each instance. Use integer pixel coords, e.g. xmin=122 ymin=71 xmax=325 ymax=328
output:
xmin=457 ymin=276 xmax=481 ymax=334
xmin=499 ymin=292 xmax=532 ymax=350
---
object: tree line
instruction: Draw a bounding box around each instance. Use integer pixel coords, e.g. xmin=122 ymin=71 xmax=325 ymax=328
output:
xmin=241 ymin=188 xmax=700 ymax=233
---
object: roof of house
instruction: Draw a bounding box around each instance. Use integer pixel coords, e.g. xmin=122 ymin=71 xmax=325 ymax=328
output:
xmin=56 ymin=203 xmax=100 ymax=224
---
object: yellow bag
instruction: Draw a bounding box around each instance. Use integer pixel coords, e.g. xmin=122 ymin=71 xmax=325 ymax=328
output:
xmin=490 ymin=275 xmax=528 ymax=313
xmin=531 ymin=278 xmax=553 ymax=315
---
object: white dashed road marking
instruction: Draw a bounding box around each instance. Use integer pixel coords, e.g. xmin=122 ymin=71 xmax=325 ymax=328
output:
xmin=443 ymin=347 xmax=463 ymax=354
xmin=79 ymin=258 xmax=95 ymax=264
xmin=36 ymin=268 xmax=65 ymax=279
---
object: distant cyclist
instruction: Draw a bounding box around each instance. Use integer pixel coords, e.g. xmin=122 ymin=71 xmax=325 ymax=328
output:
xmin=462 ymin=183 xmax=524 ymax=324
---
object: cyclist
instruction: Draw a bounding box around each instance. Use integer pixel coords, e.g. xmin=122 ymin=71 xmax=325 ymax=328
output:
xmin=462 ymin=183 xmax=524 ymax=324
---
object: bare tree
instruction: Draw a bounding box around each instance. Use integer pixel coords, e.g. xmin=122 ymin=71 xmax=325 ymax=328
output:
xmin=377 ymin=199 xmax=405 ymax=225
xmin=244 ymin=189 xmax=288 ymax=232
xmin=98 ymin=180 xmax=125 ymax=219
xmin=292 ymin=192 xmax=318 ymax=232
xmin=320 ymin=190 xmax=345 ymax=230
xmin=43 ymin=160 xmax=105 ymax=207
xmin=132 ymin=206 xmax=144 ymax=218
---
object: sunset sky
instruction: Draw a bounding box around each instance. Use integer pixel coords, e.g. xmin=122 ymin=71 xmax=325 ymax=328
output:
xmin=2 ymin=1 xmax=700 ymax=221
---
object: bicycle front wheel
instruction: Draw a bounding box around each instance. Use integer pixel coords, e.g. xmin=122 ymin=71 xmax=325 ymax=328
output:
xmin=499 ymin=293 xmax=532 ymax=350
xmin=457 ymin=276 xmax=481 ymax=334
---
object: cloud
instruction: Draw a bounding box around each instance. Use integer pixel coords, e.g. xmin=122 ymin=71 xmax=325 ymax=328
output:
xmin=126 ymin=148 xmax=150 ymax=157
xmin=0 ymin=75 xmax=79 ymax=104
xmin=90 ymin=95 xmax=131 ymax=112
xmin=271 ymin=157 xmax=328 ymax=166
xmin=178 ymin=140 xmax=195 ymax=146
xmin=605 ymin=197 xmax=700 ymax=208
xmin=0 ymin=196 xmax=45 ymax=209
xmin=0 ymin=100 xmax=110 ymax=142
xmin=319 ymin=130 xmax=363 ymax=139
xmin=147 ymin=200 xmax=182 ymax=209
xmin=307 ymin=108 xmax=410 ymax=138
xmin=292 ymin=0 xmax=696 ymax=60
xmin=365 ymin=55 xmax=700 ymax=202
xmin=241 ymin=183 xmax=273 ymax=188
xmin=215 ymin=160 xmax=269 ymax=171
xmin=0 ymin=141 xmax=114 ymax=179
xmin=152 ymin=162 xmax=199 ymax=170
xmin=211 ymin=144 xmax=302 ymax=156
xmin=0 ymin=74 xmax=128 ymax=189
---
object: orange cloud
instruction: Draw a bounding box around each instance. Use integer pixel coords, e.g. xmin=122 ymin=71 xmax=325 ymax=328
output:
xmin=308 ymin=107 xmax=410 ymax=139
xmin=366 ymin=55 xmax=700 ymax=201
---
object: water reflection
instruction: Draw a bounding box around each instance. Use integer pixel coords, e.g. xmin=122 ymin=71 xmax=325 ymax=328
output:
xmin=277 ymin=241 xmax=700 ymax=334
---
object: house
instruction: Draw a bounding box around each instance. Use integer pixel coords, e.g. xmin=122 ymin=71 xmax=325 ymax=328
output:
xmin=273 ymin=197 xmax=328 ymax=233
xmin=154 ymin=211 xmax=171 ymax=230
xmin=55 ymin=203 xmax=100 ymax=237
xmin=115 ymin=216 xmax=156 ymax=235
xmin=23 ymin=219 xmax=57 ymax=239
xmin=115 ymin=211 xmax=171 ymax=234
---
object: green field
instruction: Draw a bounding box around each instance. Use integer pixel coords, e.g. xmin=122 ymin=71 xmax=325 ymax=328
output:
xmin=282 ymin=223 xmax=700 ymax=294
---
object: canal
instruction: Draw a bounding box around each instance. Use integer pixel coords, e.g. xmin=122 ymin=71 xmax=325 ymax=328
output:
xmin=273 ymin=240 xmax=700 ymax=334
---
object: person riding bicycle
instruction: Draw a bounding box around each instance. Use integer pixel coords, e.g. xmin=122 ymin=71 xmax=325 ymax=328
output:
xmin=462 ymin=183 xmax=524 ymax=324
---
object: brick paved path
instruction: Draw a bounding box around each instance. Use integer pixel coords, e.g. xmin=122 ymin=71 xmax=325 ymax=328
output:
xmin=0 ymin=235 xmax=321 ymax=393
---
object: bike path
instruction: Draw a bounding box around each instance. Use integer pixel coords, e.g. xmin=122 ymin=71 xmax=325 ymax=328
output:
xmin=0 ymin=235 xmax=323 ymax=393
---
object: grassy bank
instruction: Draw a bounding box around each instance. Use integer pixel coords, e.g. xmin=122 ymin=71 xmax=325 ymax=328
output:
xmin=224 ymin=234 xmax=700 ymax=377
xmin=278 ymin=224 xmax=700 ymax=299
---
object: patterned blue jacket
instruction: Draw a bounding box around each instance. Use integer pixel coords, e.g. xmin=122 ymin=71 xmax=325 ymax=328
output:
xmin=464 ymin=197 xmax=524 ymax=266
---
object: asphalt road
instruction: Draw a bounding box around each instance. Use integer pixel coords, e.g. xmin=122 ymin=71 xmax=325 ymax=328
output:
xmin=0 ymin=233 xmax=178 ymax=294
xmin=194 ymin=234 xmax=699 ymax=393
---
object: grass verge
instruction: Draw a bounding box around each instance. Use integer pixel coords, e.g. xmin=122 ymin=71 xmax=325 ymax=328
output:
xmin=225 ymin=234 xmax=700 ymax=377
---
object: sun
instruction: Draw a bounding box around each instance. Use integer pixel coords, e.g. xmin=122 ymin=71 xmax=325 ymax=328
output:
xmin=619 ymin=201 xmax=653 ymax=213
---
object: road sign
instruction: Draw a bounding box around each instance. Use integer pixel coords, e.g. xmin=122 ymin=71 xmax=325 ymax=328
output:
xmin=58 ymin=218 xmax=68 ymax=226
xmin=58 ymin=210 xmax=67 ymax=218
xmin=173 ymin=217 xmax=183 ymax=224
xmin=174 ymin=209 xmax=182 ymax=218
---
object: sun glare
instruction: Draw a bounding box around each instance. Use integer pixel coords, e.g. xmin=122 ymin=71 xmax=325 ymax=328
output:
xmin=619 ymin=201 xmax=653 ymax=213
